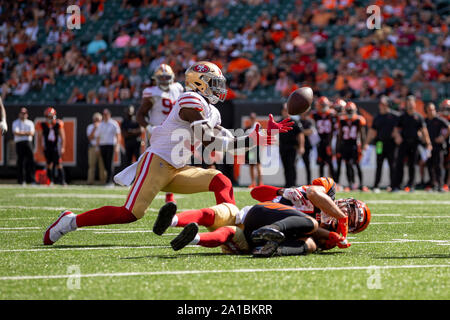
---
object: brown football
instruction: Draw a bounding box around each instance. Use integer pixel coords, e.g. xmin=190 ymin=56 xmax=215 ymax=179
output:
xmin=286 ymin=87 xmax=313 ymax=115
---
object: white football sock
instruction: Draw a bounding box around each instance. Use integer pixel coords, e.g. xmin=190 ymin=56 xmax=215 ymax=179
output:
xmin=189 ymin=234 xmax=200 ymax=245
xmin=170 ymin=215 xmax=178 ymax=227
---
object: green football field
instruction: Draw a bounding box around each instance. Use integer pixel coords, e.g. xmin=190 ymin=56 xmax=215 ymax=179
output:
xmin=0 ymin=184 xmax=448 ymax=300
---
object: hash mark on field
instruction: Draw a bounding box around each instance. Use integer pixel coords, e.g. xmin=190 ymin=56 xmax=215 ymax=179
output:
xmin=0 ymin=264 xmax=448 ymax=281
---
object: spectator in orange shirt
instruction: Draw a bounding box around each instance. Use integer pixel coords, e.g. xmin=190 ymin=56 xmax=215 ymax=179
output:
xmin=382 ymin=70 xmax=395 ymax=88
xmin=358 ymin=39 xmax=376 ymax=59
xmin=227 ymin=56 xmax=253 ymax=74
xmin=380 ymin=40 xmax=398 ymax=59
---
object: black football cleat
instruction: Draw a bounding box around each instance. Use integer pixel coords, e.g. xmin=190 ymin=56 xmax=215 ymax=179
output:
xmin=153 ymin=202 xmax=177 ymax=236
xmin=170 ymin=223 xmax=199 ymax=251
xmin=252 ymin=241 xmax=280 ymax=258
xmin=251 ymin=226 xmax=285 ymax=245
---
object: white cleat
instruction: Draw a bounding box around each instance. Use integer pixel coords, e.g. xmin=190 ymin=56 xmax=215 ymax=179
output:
xmin=43 ymin=210 xmax=76 ymax=245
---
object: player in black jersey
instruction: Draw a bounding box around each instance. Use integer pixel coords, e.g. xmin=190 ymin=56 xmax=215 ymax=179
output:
xmin=337 ymin=102 xmax=367 ymax=191
xmin=311 ymin=96 xmax=336 ymax=179
xmin=37 ymin=107 xmax=66 ymax=185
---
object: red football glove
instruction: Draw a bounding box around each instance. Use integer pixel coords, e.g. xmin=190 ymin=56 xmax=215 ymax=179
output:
xmin=324 ymin=232 xmax=351 ymax=250
xmin=249 ymin=123 xmax=274 ymax=146
xmin=250 ymin=185 xmax=281 ymax=202
xmin=337 ymin=216 xmax=349 ymax=239
xmin=267 ymin=114 xmax=294 ymax=136
xmin=337 ymin=238 xmax=351 ymax=249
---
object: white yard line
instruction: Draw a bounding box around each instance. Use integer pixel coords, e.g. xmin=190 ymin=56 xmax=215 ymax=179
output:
xmin=0 ymin=245 xmax=175 ymax=253
xmin=370 ymin=222 xmax=415 ymax=225
xmin=0 ymin=205 xmax=84 ymax=211
xmin=0 ymin=217 xmax=39 ymax=220
xmin=405 ymin=216 xmax=450 ymax=219
xmin=0 ymin=264 xmax=448 ymax=281
xmin=366 ymin=200 xmax=450 ymax=205
xmin=352 ymin=239 xmax=450 ymax=244
xmin=14 ymin=193 xmax=185 ymax=200
xmin=0 ymin=227 xmax=41 ymax=230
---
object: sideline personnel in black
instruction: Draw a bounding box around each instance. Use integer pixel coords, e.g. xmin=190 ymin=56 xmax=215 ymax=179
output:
xmin=425 ymin=103 xmax=450 ymax=191
xmin=12 ymin=108 xmax=36 ymax=185
xmin=121 ymin=105 xmax=143 ymax=167
xmin=279 ymin=105 xmax=304 ymax=187
xmin=300 ymin=111 xmax=313 ymax=184
xmin=365 ymin=96 xmax=399 ymax=191
xmin=392 ymin=96 xmax=432 ymax=192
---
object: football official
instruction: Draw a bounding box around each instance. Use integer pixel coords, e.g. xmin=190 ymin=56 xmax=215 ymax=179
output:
xmin=365 ymin=96 xmax=399 ymax=191
xmin=12 ymin=108 xmax=36 ymax=185
xmin=96 ymin=108 xmax=121 ymax=186
xmin=86 ymin=112 xmax=106 ymax=185
xmin=425 ymin=103 xmax=450 ymax=191
xmin=279 ymin=104 xmax=304 ymax=187
xmin=392 ymin=96 xmax=432 ymax=192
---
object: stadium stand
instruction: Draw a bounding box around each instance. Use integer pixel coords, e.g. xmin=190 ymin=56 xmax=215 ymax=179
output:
xmin=0 ymin=0 xmax=448 ymax=106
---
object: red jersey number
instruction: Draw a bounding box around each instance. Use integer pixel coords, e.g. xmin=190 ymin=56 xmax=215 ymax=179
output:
xmin=161 ymin=98 xmax=174 ymax=115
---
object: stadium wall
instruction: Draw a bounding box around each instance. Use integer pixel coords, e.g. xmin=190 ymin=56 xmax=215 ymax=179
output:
xmin=0 ymin=100 xmax=379 ymax=184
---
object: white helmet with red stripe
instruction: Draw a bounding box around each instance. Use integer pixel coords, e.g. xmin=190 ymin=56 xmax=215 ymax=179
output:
xmin=153 ymin=63 xmax=175 ymax=91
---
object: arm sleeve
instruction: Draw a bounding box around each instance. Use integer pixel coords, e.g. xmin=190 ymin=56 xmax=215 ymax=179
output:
xmin=250 ymin=185 xmax=281 ymax=202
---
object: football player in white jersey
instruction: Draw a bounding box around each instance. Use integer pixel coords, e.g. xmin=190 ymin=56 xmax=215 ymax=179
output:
xmin=136 ymin=63 xmax=184 ymax=203
xmin=43 ymin=61 xmax=294 ymax=246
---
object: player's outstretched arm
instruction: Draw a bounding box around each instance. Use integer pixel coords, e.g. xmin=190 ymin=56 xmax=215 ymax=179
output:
xmin=180 ymin=108 xmax=291 ymax=151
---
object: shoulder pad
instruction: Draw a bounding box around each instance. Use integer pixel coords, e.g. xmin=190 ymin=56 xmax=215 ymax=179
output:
xmin=178 ymin=92 xmax=207 ymax=112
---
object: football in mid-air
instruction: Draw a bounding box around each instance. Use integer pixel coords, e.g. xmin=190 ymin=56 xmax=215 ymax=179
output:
xmin=286 ymin=87 xmax=313 ymax=115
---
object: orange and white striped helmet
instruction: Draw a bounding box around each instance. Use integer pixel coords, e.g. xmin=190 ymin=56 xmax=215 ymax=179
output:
xmin=336 ymin=198 xmax=371 ymax=234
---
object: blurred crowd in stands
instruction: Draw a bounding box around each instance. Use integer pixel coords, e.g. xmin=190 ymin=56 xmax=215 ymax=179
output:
xmin=0 ymin=0 xmax=448 ymax=105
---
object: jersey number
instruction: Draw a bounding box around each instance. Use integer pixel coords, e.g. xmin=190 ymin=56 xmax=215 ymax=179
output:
xmin=161 ymin=98 xmax=174 ymax=115
xmin=317 ymin=119 xmax=332 ymax=134
xmin=342 ymin=125 xmax=358 ymax=140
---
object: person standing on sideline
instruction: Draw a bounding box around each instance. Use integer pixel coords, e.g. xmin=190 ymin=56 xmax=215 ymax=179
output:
xmin=86 ymin=112 xmax=106 ymax=185
xmin=364 ymin=96 xmax=399 ymax=192
xmin=96 ymin=109 xmax=121 ymax=186
xmin=121 ymin=105 xmax=142 ymax=167
xmin=245 ymin=112 xmax=262 ymax=188
xmin=279 ymin=104 xmax=304 ymax=187
xmin=12 ymin=107 xmax=36 ymax=185
xmin=37 ymin=107 xmax=66 ymax=186
xmin=392 ymin=96 xmax=432 ymax=192
xmin=300 ymin=110 xmax=313 ymax=184
xmin=0 ymin=97 xmax=7 ymax=135
xmin=425 ymin=103 xmax=449 ymax=191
